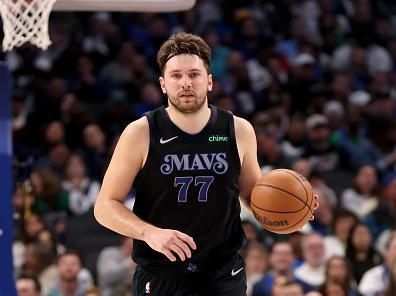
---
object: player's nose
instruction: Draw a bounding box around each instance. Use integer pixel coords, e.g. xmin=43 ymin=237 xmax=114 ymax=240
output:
xmin=180 ymin=75 xmax=192 ymax=88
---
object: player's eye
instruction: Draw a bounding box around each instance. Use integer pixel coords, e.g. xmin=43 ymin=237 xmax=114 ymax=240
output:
xmin=171 ymin=73 xmax=182 ymax=79
xmin=190 ymin=72 xmax=199 ymax=78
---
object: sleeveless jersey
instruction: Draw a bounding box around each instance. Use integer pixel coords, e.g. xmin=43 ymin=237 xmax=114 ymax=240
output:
xmin=132 ymin=105 xmax=244 ymax=274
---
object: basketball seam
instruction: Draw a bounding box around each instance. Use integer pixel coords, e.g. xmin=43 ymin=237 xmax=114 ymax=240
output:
xmin=254 ymin=183 xmax=306 ymax=209
xmin=277 ymin=169 xmax=311 ymax=209
xmin=278 ymin=169 xmax=314 ymax=230
xmin=250 ymin=202 xmax=302 ymax=214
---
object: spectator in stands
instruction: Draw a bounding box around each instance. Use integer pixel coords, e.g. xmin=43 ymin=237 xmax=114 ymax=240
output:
xmin=382 ymin=253 xmax=396 ymax=296
xmin=287 ymin=230 xmax=306 ymax=266
xmin=366 ymin=117 xmax=396 ymax=175
xmin=201 ymin=28 xmax=230 ymax=80
xmin=323 ymin=256 xmax=360 ymax=296
xmin=331 ymin=37 xmax=392 ymax=78
xmin=303 ymin=114 xmax=352 ymax=173
xmin=329 ymin=72 xmax=352 ymax=106
xmin=319 ymin=280 xmax=348 ymax=296
xmin=359 ymin=231 xmax=396 ymax=296
xmin=132 ymin=81 xmax=163 ymax=117
xmin=244 ymin=241 xmax=269 ymax=296
xmin=272 ymin=277 xmax=304 ymax=296
xmin=34 ymin=143 xmax=71 ymax=179
xmin=16 ymin=274 xmax=41 ymax=296
xmin=252 ymin=241 xmax=297 ymax=296
xmin=97 ymin=236 xmax=135 ymax=296
xmin=23 ymin=213 xmax=46 ymax=243
xmin=12 ymin=184 xmax=30 ymax=274
xmin=98 ymin=40 xmax=137 ymax=95
xmin=310 ymin=186 xmax=335 ymax=236
xmin=275 ymin=16 xmax=312 ymax=63
xmin=305 ymin=292 xmax=323 ymax=296
xmin=62 ymin=154 xmax=100 ymax=216
xmin=292 ymin=158 xmax=313 ymax=179
xmin=252 ymin=112 xmax=295 ymax=171
xmin=241 ymin=220 xmax=263 ymax=245
xmin=294 ymin=232 xmax=326 ymax=289
xmin=324 ymin=210 xmax=359 ymax=259
xmin=43 ymin=121 xmax=66 ymax=148
xmin=84 ymin=286 xmax=101 ymax=296
xmin=60 ymin=93 xmax=93 ymax=150
xmin=80 ymin=123 xmax=109 ymax=180
xmin=22 ymin=241 xmax=58 ymax=295
xmin=29 ymin=168 xmax=69 ymax=216
xmin=234 ymin=16 xmax=261 ymax=60
xmin=222 ymin=50 xmax=254 ymax=116
xmin=341 ymin=165 xmax=379 ymax=219
xmin=346 ymin=222 xmax=383 ymax=283
xmin=365 ymin=172 xmax=396 ymax=240
xmin=37 ymin=227 xmax=65 ymax=256
xmin=331 ymin=91 xmax=379 ymax=169
xmin=48 ymin=250 xmax=93 ymax=296
xmin=282 ymin=114 xmax=307 ymax=158
xmin=74 ymin=55 xmax=104 ymax=103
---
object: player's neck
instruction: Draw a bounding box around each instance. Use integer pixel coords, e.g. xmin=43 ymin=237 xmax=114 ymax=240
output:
xmin=166 ymin=104 xmax=211 ymax=135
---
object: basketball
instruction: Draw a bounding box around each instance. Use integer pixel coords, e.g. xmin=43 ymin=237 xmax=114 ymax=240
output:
xmin=250 ymin=169 xmax=314 ymax=234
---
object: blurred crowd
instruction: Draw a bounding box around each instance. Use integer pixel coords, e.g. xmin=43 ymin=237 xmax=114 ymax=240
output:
xmin=4 ymin=0 xmax=396 ymax=295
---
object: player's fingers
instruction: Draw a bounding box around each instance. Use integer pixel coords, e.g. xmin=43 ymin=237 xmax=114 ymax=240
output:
xmin=176 ymin=231 xmax=197 ymax=250
xmin=313 ymin=194 xmax=319 ymax=210
xmin=170 ymin=243 xmax=186 ymax=261
xmin=309 ymin=215 xmax=315 ymax=221
xmin=162 ymin=249 xmax=177 ymax=262
xmin=174 ymin=240 xmax=192 ymax=259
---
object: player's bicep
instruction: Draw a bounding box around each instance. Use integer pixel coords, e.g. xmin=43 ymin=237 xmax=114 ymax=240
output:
xmin=98 ymin=118 xmax=149 ymax=203
xmin=235 ymin=117 xmax=262 ymax=203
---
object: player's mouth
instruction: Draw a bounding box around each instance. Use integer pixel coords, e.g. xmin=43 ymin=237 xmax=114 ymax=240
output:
xmin=180 ymin=93 xmax=194 ymax=99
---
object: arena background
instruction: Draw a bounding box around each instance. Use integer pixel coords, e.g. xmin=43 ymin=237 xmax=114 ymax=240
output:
xmin=2 ymin=0 xmax=396 ymax=295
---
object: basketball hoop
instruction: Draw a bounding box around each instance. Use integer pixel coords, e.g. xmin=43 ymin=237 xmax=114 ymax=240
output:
xmin=0 ymin=0 xmax=57 ymax=51
xmin=0 ymin=0 xmax=196 ymax=51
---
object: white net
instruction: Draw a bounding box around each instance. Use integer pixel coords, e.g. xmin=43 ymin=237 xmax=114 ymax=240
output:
xmin=0 ymin=0 xmax=58 ymax=51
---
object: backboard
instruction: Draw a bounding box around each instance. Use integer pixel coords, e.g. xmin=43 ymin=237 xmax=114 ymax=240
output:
xmin=53 ymin=0 xmax=196 ymax=12
xmin=0 ymin=0 xmax=196 ymax=51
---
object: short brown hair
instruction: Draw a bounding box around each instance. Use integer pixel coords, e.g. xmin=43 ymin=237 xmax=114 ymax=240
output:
xmin=17 ymin=274 xmax=41 ymax=293
xmin=157 ymin=32 xmax=211 ymax=74
xmin=57 ymin=249 xmax=82 ymax=264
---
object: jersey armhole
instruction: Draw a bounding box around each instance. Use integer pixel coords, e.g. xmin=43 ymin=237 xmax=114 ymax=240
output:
xmin=139 ymin=111 xmax=156 ymax=177
xmin=228 ymin=112 xmax=242 ymax=172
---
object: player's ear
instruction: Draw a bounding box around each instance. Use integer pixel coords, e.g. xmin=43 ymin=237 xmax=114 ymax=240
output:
xmin=159 ymin=77 xmax=166 ymax=94
xmin=207 ymin=74 xmax=213 ymax=92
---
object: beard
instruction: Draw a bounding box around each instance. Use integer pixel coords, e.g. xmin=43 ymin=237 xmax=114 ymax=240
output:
xmin=167 ymin=91 xmax=207 ymax=114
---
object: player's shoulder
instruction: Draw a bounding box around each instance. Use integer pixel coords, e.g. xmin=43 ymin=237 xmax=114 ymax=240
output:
xmin=122 ymin=116 xmax=149 ymax=140
xmin=233 ymin=115 xmax=255 ymax=136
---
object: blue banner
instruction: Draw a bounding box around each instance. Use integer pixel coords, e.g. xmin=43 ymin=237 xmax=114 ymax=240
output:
xmin=0 ymin=62 xmax=17 ymax=296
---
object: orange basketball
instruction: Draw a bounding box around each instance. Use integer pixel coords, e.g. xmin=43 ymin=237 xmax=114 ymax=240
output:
xmin=250 ymin=169 xmax=314 ymax=234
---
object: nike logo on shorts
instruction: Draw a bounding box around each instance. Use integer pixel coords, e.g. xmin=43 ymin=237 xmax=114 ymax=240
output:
xmin=231 ymin=267 xmax=243 ymax=276
xmin=160 ymin=136 xmax=178 ymax=144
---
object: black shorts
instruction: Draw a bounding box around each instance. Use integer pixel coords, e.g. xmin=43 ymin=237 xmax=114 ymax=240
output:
xmin=132 ymin=255 xmax=247 ymax=296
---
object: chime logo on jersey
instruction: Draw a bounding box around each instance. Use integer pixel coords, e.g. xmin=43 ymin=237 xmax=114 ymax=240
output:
xmin=208 ymin=134 xmax=229 ymax=142
xmin=160 ymin=153 xmax=229 ymax=175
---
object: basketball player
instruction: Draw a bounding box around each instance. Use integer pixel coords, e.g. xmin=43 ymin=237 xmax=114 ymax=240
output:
xmin=94 ymin=32 xmax=318 ymax=295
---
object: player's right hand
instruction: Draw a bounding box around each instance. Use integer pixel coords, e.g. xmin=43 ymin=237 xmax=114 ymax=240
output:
xmin=143 ymin=226 xmax=196 ymax=262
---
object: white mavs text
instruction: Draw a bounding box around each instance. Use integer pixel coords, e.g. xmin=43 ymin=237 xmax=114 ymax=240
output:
xmin=160 ymin=153 xmax=228 ymax=175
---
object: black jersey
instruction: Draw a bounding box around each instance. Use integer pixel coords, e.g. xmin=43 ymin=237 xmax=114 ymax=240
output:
xmin=132 ymin=105 xmax=244 ymax=274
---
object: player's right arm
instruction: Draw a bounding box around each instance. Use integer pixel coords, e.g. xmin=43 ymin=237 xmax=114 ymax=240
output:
xmin=94 ymin=117 xmax=196 ymax=262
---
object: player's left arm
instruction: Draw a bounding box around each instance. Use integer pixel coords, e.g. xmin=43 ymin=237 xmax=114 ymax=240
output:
xmin=234 ymin=116 xmax=262 ymax=205
xmin=234 ymin=116 xmax=319 ymax=218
